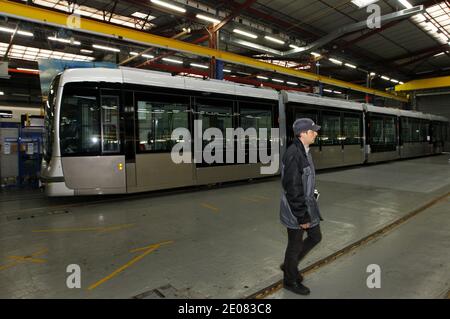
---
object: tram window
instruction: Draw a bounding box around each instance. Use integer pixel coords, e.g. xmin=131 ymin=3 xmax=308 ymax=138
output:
xmin=384 ymin=117 xmax=396 ymax=144
xmin=321 ymin=112 xmax=341 ymax=145
xmin=370 ymin=116 xmax=384 ymax=144
xmin=411 ymin=119 xmax=421 ymax=142
xmin=196 ymin=98 xmax=233 ymax=165
xmin=101 ymin=95 xmax=120 ymax=153
xmin=401 ymin=117 xmax=412 ymax=143
xmin=136 ymin=93 xmax=189 ymax=152
xmin=240 ymin=105 xmax=273 ymax=163
xmin=343 ymin=113 xmax=362 ymax=145
xmin=421 ymin=121 xmax=429 ymax=142
xmin=60 ymin=88 xmax=100 ymax=156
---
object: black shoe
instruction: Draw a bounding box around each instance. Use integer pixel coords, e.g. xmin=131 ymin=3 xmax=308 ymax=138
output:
xmin=283 ymin=281 xmax=310 ymax=295
xmin=279 ymin=263 xmax=304 ymax=283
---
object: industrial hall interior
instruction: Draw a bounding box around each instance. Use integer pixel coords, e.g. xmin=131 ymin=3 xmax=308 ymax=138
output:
xmin=0 ymin=0 xmax=449 ymax=301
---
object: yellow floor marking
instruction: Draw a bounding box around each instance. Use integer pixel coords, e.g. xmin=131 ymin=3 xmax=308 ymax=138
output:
xmin=200 ymin=203 xmax=220 ymax=212
xmin=252 ymin=195 xmax=271 ymax=200
xmin=7 ymin=256 xmax=46 ymax=263
xmin=88 ymin=240 xmax=174 ymax=291
xmin=32 ymin=224 xmax=135 ymax=233
xmin=0 ymin=248 xmax=48 ymax=272
xmin=240 ymin=196 xmax=260 ymax=203
xmin=0 ymin=261 xmax=21 ymax=271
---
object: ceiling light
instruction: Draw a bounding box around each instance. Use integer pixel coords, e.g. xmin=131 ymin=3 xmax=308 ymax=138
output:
xmin=223 ymin=69 xmax=231 ymax=73
xmin=190 ymin=63 xmax=208 ymax=69
xmin=0 ymin=91 xmax=4 ymax=95
xmin=399 ymin=82 xmax=404 ymax=85
xmin=162 ymin=57 xmax=183 ymax=64
xmin=256 ymin=76 xmax=268 ymax=80
xmin=370 ymin=72 xmax=376 ymax=76
xmin=233 ymin=29 xmax=258 ymax=39
xmin=81 ymin=49 xmax=93 ymax=54
xmin=48 ymin=36 xmax=81 ymax=45
xmin=196 ymin=14 xmax=220 ymax=24
xmin=381 ymin=76 xmax=390 ymax=81
xmin=329 ymin=58 xmax=343 ymax=65
xmin=289 ymin=44 xmax=301 ymax=50
xmin=323 ymin=89 xmax=333 ymax=93
xmin=311 ymin=52 xmax=321 ymax=57
xmin=17 ymin=68 xmax=39 ymax=72
xmin=0 ymin=26 xmax=33 ymax=37
xmin=150 ymin=0 xmax=186 ymax=13
xmin=345 ymin=63 xmax=357 ymax=69
xmin=287 ymin=81 xmax=298 ymax=86
xmin=397 ymin=0 xmax=413 ymax=9
xmin=92 ymin=44 xmax=120 ymax=52
xmin=333 ymin=91 xmax=342 ymax=94
xmin=264 ymin=36 xmax=284 ymax=45
xmin=132 ymin=12 xmax=156 ymax=20
xmin=390 ymin=79 xmax=399 ymax=83
xmin=272 ymin=78 xmax=284 ymax=83
xmin=351 ymin=0 xmax=379 ymax=8
xmin=130 ymin=51 xmax=154 ymax=59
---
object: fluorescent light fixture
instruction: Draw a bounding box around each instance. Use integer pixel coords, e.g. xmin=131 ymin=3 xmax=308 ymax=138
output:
xmin=0 ymin=26 xmax=33 ymax=37
xmin=80 ymin=49 xmax=93 ymax=54
xmin=130 ymin=51 xmax=154 ymax=59
xmin=190 ymin=63 xmax=208 ymax=69
xmin=329 ymin=58 xmax=343 ymax=65
xmin=289 ymin=44 xmax=300 ymax=50
xmin=256 ymin=75 xmax=268 ymax=80
xmin=397 ymin=0 xmax=413 ymax=9
xmin=399 ymin=82 xmax=404 ymax=85
xmin=323 ymin=89 xmax=333 ymax=93
xmin=48 ymin=36 xmax=81 ymax=45
xmin=223 ymin=69 xmax=231 ymax=73
xmin=132 ymin=12 xmax=155 ymax=20
xmin=150 ymin=0 xmax=186 ymax=13
xmin=286 ymin=81 xmax=298 ymax=86
xmin=0 ymin=91 xmax=4 ymax=95
xmin=233 ymin=29 xmax=258 ymax=39
xmin=390 ymin=79 xmax=399 ymax=83
xmin=17 ymin=68 xmax=39 ymax=72
xmin=333 ymin=91 xmax=342 ymax=94
xmin=264 ymin=36 xmax=284 ymax=45
xmin=433 ymin=52 xmax=445 ymax=57
xmin=345 ymin=63 xmax=357 ymax=69
xmin=381 ymin=76 xmax=390 ymax=81
xmin=196 ymin=14 xmax=220 ymax=24
xmin=311 ymin=52 xmax=321 ymax=57
xmin=351 ymin=0 xmax=378 ymax=8
xmin=162 ymin=57 xmax=183 ymax=64
xmin=370 ymin=72 xmax=376 ymax=76
xmin=92 ymin=44 xmax=120 ymax=52
xmin=272 ymin=78 xmax=284 ymax=83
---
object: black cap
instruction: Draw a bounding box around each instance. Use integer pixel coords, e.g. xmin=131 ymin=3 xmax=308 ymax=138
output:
xmin=293 ymin=118 xmax=321 ymax=136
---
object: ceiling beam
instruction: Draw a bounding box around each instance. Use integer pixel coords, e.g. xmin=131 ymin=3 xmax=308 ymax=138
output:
xmin=0 ymin=0 xmax=407 ymax=102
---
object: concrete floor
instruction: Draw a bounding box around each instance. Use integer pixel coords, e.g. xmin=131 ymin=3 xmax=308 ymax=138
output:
xmin=0 ymin=155 xmax=448 ymax=299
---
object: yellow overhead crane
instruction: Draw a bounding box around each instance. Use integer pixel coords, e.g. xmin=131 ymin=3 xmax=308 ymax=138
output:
xmin=0 ymin=0 xmax=408 ymax=102
xmin=395 ymin=75 xmax=450 ymax=92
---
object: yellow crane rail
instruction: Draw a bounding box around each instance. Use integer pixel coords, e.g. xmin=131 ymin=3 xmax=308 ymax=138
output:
xmin=395 ymin=75 xmax=450 ymax=92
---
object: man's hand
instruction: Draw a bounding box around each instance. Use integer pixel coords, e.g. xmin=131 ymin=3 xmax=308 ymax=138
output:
xmin=300 ymin=223 xmax=310 ymax=229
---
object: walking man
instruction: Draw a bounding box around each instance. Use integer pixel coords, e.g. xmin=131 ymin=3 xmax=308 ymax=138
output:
xmin=280 ymin=118 xmax=323 ymax=295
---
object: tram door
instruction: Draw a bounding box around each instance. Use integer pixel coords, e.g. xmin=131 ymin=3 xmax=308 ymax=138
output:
xmin=123 ymin=90 xmax=137 ymax=191
xmin=60 ymin=86 xmax=126 ymax=194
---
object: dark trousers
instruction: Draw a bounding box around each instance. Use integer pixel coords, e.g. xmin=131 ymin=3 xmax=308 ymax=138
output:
xmin=283 ymin=225 xmax=322 ymax=284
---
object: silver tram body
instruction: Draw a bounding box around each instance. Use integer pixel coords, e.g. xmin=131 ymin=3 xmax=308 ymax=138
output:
xmin=41 ymin=67 xmax=449 ymax=196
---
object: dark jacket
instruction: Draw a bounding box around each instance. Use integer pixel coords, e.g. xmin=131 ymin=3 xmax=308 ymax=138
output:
xmin=279 ymin=138 xmax=322 ymax=229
